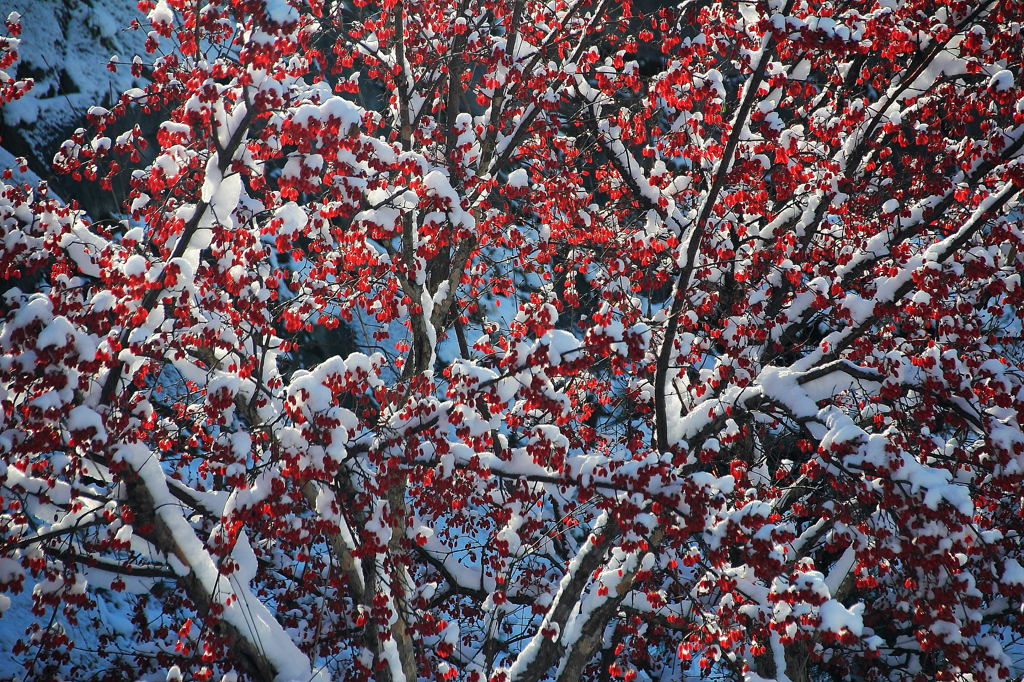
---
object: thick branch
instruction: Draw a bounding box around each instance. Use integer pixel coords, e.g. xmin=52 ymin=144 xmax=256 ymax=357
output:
xmin=555 ymin=529 xmax=665 ymax=682
xmin=655 ymin=0 xmax=793 ymax=453
xmin=508 ymin=515 xmax=620 ymax=682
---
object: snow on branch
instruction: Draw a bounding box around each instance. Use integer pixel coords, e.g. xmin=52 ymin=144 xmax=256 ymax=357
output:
xmin=2 ymin=0 xmax=1024 ymax=681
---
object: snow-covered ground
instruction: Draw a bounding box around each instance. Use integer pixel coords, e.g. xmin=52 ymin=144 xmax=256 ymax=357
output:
xmin=2 ymin=0 xmax=147 ymax=167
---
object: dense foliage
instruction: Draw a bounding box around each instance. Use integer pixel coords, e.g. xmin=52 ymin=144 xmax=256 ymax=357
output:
xmin=2 ymin=0 xmax=1024 ymax=680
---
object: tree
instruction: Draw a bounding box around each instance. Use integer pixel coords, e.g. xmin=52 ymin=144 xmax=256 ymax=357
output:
xmin=2 ymin=0 xmax=1024 ymax=680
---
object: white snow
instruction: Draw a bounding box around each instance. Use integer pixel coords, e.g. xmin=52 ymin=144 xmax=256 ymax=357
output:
xmin=263 ymin=0 xmax=299 ymax=24
xmin=1004 ymin=559 xmax=1024 ymax=586
xmin=989 ymin=69 xmax=1014 ymax=92
xmin=507 ymin=168 xmax=529 ymax=188
xmin=819 ymin=600 xmax=865 ymax=636
xmin=148 ymin=0 xmax=173 ymax=26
